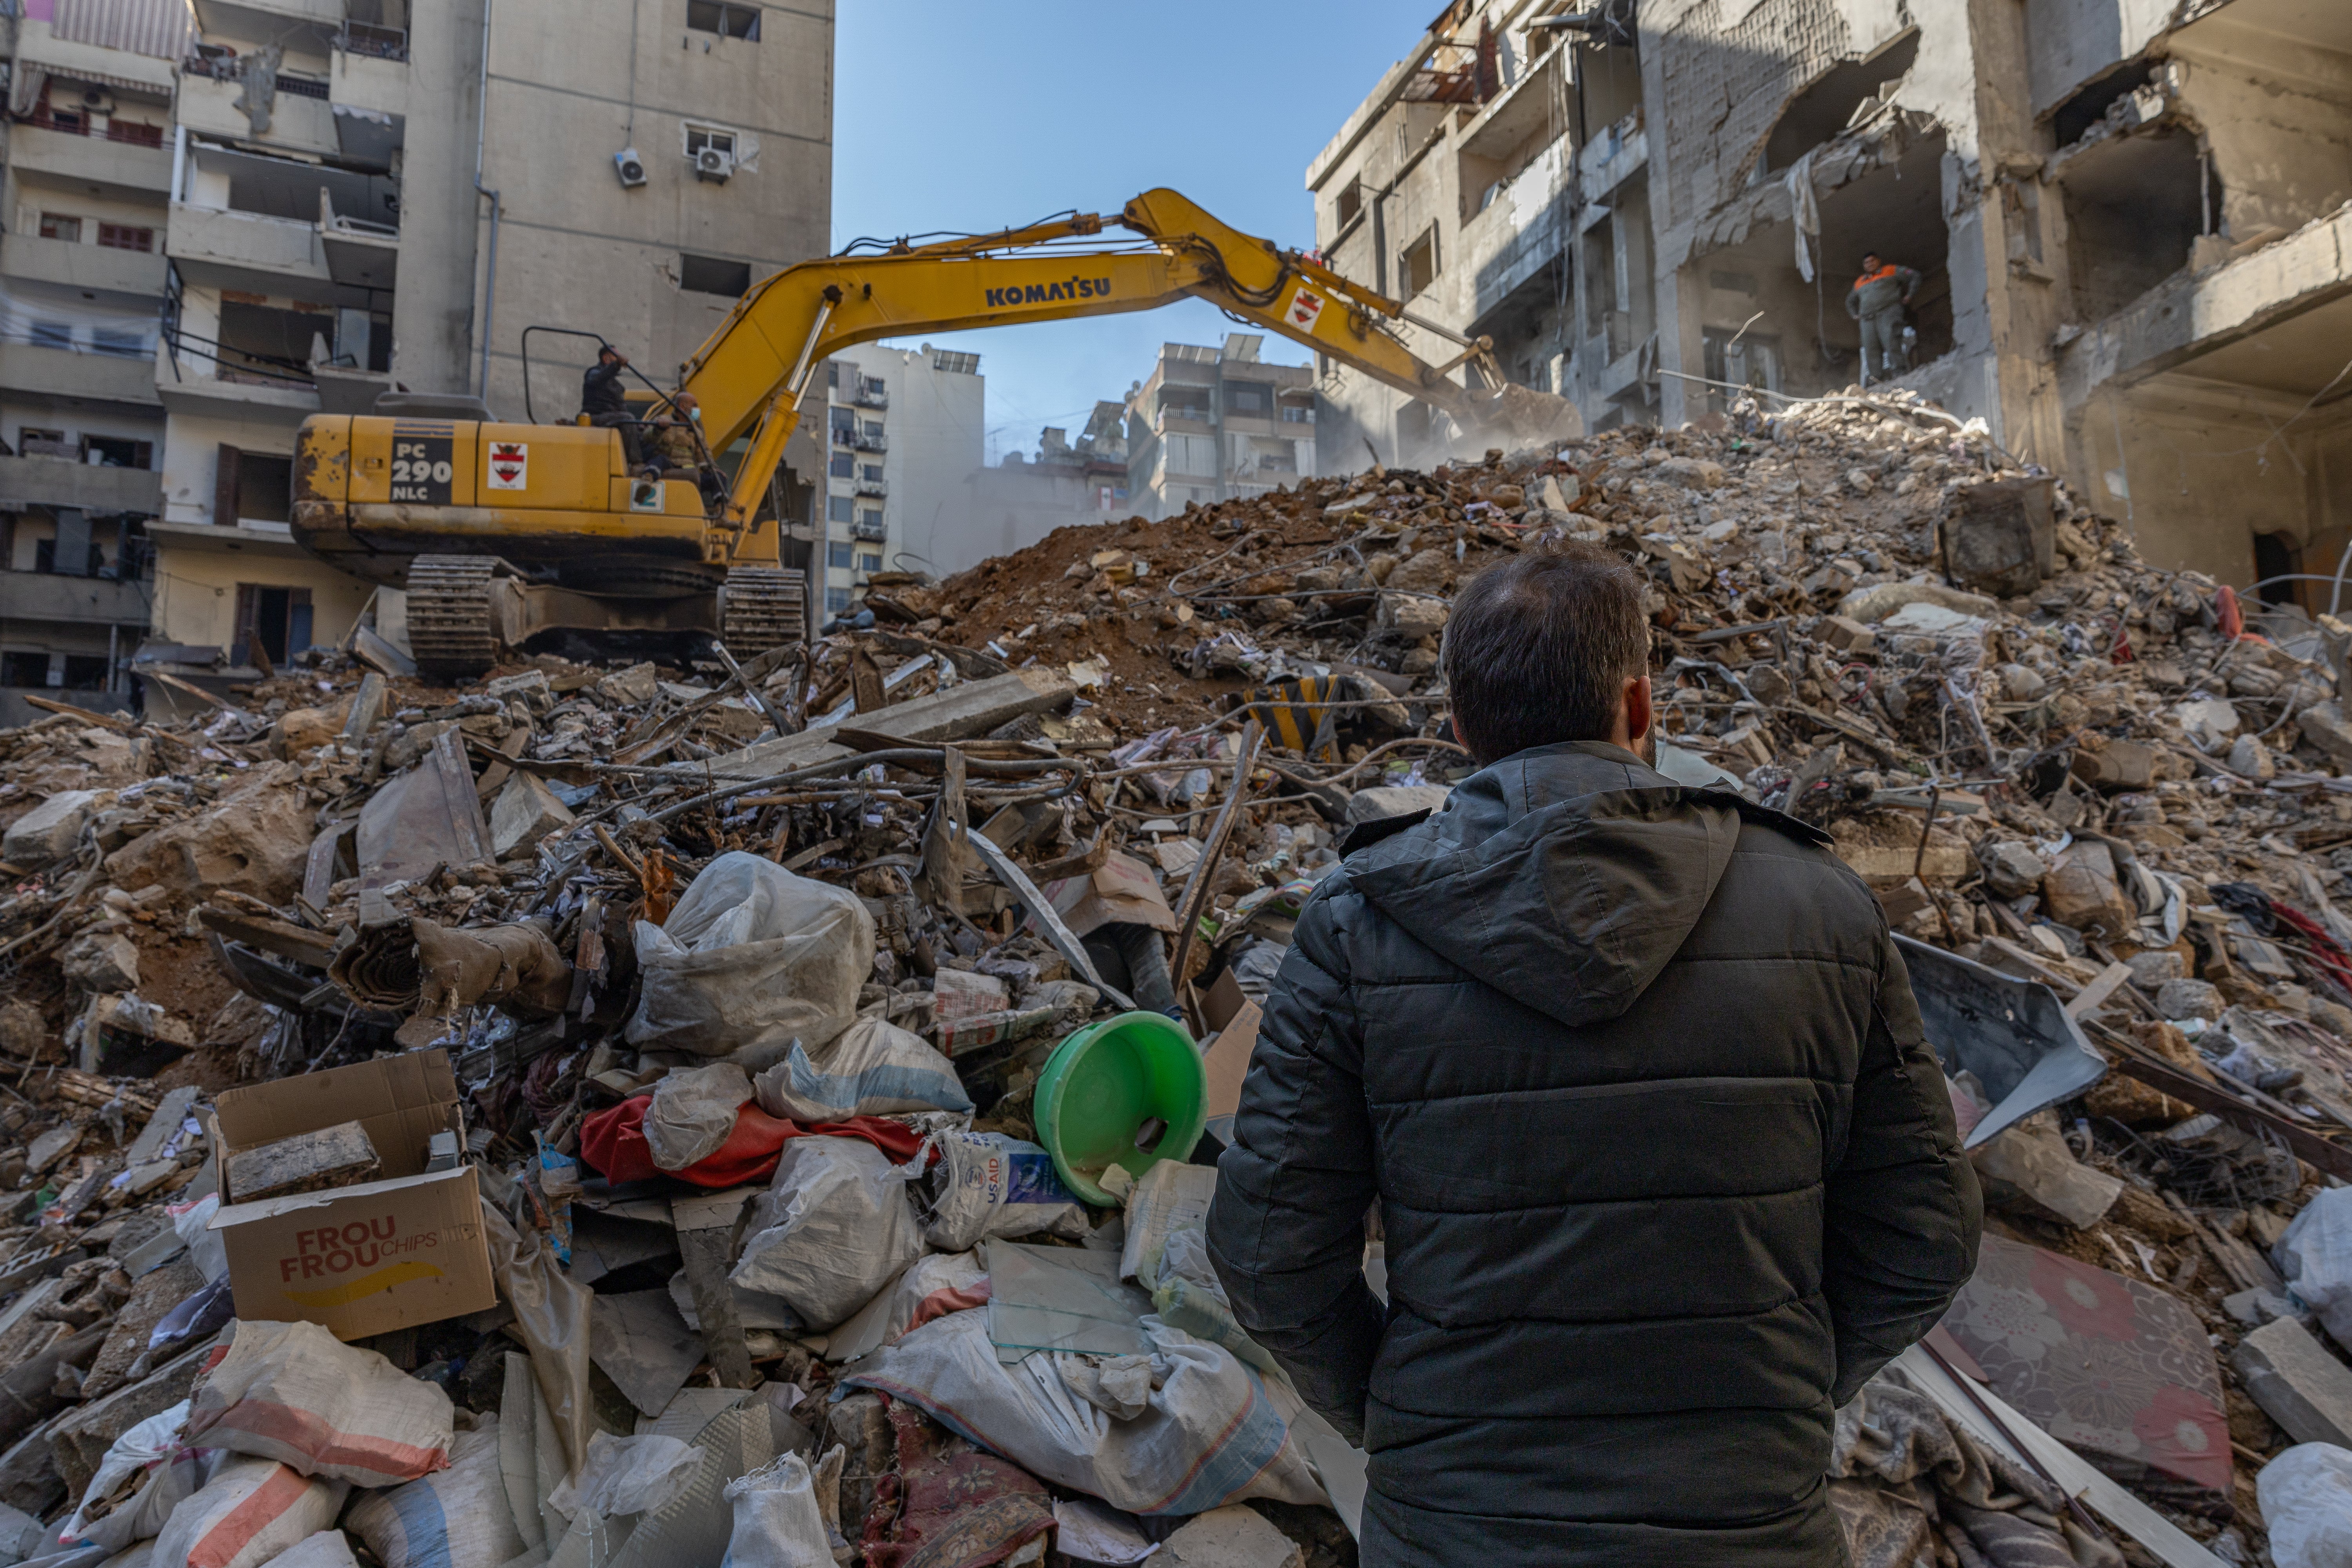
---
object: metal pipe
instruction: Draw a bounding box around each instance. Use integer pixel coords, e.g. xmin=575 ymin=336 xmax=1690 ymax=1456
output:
xmin=472 ymin=0 xmax=501 ymax=401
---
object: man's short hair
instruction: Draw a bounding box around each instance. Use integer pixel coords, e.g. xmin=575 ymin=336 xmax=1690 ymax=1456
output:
xmin=1441 ymin=541 xmax=1649 ymax=765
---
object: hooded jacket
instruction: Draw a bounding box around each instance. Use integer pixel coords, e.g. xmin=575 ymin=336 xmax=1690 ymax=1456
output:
xmin=1208 ymin=741 xmax=1980 ymax=1568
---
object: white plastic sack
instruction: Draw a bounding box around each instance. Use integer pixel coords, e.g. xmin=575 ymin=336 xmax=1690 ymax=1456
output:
xmin=2278 ymin=1188 xmax=2352 ymax=1352
xmin=718 ymin=1453 xmax=833 ymax=1568
xmin=149 ymin=1458 xmax=345 ymax=1568
xmin=628 ymin=852 xmax=874 ymax=1064
xmin=547 ymin=1434 xmax=703 ymax=1521
xmin=643 ymin=1063 xmax=753 ymax=1171
xmin=60 ymin=1402 xmax=214 ymax=1552
xmin=752 ymin=1018 xmax=972 ymax=1123
xmin=183 ymin=1319 xmax=453 ymax=1487
xmin=840 ymin=1311 xmax=1324 ymax=1517
xmin=345 ymin=1423 xmax=527 ymax=1568
xmin=906 ymin=1131 xmax=1088 ymax=1252
xmin=2259 ymin=1444 xmax=2352 ymax=1568
xmin=730 ymin=1138 xmax=923 ymax=1330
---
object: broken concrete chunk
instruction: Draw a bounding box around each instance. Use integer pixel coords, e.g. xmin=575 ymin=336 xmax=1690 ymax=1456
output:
xmin=225 ymin=1120 xmax=381 ymax=1203
xmin=2 ymin=791 xmax=102 ymax=866
xmin=2299 ymin=700 xmax=2352 ymax=769
xmin=489 ymin=771 xmax=577 ymax=858
xmin=597 ymin=662 xmax=661 ymax=706
xmin=1977 ymin=841 xmax=2048 ymax=900
xmin=1344 ymin=785 xmax=1452 ymax=826
xmin=25 ymin=1125 xmax=80 ymax=1176
xmin=1817 ymin=616 xmax=1876 ymax=653
xmin=1159 ymin=1505 xmax=1306 ymax=1568
xmin=2233 ymin=1316 xmax=2352 ymax=1448
xmin=2155 ymin=978 xmax=2225 ymax=1023
xmin=59 ymin=932 xmax=138 ymax=994
xmin=2040 ymin=842 xmax=2134 ymax=940
xmin=2127 ymin=950 xmax=2187 ymax=988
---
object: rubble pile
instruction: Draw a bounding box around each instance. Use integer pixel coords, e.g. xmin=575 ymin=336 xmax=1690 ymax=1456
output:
xmin=0 ymin=386 xmax=2346 ymax=1568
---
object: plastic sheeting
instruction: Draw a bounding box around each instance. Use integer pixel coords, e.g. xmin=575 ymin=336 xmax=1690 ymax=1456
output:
xmin=627 ymin=853 xmax=872 ymax=1065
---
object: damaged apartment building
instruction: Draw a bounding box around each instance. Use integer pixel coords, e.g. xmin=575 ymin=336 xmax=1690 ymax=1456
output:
xmin=1 ymin=0 xmax=831 ymax=705
xmin=1310 ymin=0 xmax=2352 ymax=600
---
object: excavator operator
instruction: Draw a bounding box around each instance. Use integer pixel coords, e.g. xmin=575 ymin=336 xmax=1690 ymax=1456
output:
xmin=581 ymin=345 xmax=643 ymax=465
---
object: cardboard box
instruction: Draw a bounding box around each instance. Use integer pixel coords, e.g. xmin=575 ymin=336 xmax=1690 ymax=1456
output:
xmin=208 ymin=1051 xmax=496 ymax=1340
xmin=1036 ymin=850 xmax=1177 ymax=938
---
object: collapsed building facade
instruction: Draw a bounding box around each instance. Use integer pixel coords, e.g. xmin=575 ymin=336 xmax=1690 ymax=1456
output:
xmin=1309 ymin=0 xmax=2352 ymax=603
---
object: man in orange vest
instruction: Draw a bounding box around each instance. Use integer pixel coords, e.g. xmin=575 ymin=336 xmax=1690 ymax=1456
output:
xmin=1846 ymin=252 xmax=1922 ymax=385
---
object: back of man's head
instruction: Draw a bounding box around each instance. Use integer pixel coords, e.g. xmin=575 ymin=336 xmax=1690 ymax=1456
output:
xmin=1442 ymin=541 xmax=1649 ymax=766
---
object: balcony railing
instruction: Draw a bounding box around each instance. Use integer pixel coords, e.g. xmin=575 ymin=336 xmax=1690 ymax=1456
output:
xmin=162 ymin=324 xmax=316 ymax=390
xmin=852 ymin=520 xmax=887 ymax=542
xmin=181 ymin=56 xmax=330 ymax=98
xmin=852 ymin=431 xmax=887 ymax=452
xmin=338 ymin=22 xmax=408 ymax=59
xmin=17 ymin=112 xmax=167 ymax=147
xmin=854 ymin=477 xmax=887 ymax=497
xmin=853 ymin=386 xmax=888 ymax=409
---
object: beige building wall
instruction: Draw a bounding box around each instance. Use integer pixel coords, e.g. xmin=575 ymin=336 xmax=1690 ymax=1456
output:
xmin=147 ymin=523 xmax=373 ymax=650
xmin=472 ymin=0 xmax=834 ymax=420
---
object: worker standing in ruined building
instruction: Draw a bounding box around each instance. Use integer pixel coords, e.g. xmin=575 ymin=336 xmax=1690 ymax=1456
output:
xmin=1207 ymin=543 xmax=1982 ymax=1566
xmin=1847 ymin=250 xmax=1923 ymax=384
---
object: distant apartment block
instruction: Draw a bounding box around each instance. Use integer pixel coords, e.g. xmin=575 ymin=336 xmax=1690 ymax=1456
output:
xmin=818 ymin=342 xmax=982 ymax=612
xmin=1123 ymin=334 xmax=1315 ymax=520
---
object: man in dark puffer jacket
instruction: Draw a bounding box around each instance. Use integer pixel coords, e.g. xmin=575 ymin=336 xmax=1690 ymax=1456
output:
xmin=1208 ymin=543 xmax=1981 ymax=1566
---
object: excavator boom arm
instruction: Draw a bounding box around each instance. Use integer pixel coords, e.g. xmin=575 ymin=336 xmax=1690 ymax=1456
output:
xmin=675 ymin=189 xmax=1565 ymax=538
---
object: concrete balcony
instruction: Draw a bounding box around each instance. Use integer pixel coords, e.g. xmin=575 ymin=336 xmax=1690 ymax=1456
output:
xmin=177 ymin=74 xmax=338 ymax=159
xmin=155 ymin=354 xmax=321 ymax=423
xmin=192 ymin=0 xmax=342 ymax=51
xmin=330 ymin=47 xmax=409 ymax=120
xmin=166 ymin=202 xmax=334 ymax=297
xmin=0 ymin=344 xmax=159 ymax=409
xmin=0 ymin=233 xmax=166 ymax=301
xmin=0 ymin=570 xmax=151 ymax=626
xmin=0 ymin=457 xmax=163 ymax=514
xmin=6 ymin=125 xmax=171 ymax=197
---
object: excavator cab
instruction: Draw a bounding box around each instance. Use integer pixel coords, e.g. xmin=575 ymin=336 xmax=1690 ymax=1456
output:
xmin=292 ymin=391 xmax=805 ymax=678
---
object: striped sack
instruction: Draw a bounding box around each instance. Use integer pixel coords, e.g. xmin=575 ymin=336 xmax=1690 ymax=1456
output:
xmin=149 ymin=1459 xmax=345 ymax=1568
xmin=183 ymin=1320 xmax=453 ymax=1488
xmin=344 ymin=1423 xmax=527 ymax=1568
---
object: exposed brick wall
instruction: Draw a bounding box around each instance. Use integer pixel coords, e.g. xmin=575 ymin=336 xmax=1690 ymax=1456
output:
xmin=1652 ymin=0 xmax=1860 ymax=229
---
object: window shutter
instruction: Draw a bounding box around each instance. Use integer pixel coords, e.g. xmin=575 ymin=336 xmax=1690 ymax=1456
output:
xmin=214 ymin=445 xmax=241 ymax=524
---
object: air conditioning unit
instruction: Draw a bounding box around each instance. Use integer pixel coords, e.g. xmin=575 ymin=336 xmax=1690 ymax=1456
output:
xmin=613 ymin=147 xmax=647 ymax=189
xmin=693 ymin=145 xmax=735 ymax=184
xmin=78 ymin=87 xmax=116 ymax=114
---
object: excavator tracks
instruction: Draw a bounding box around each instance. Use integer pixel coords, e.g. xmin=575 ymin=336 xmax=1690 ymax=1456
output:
xmin=406 ymin=555 xmax=503 ymax=682
xmin=720 ymin=567 xmax=806 ymax=657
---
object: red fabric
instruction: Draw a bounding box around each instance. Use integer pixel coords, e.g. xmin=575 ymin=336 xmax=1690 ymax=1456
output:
xmin=2269 ymin=901 xmax=2352 ymax=997
xmin=579 ymin=1095 xmax=927 ymax=1188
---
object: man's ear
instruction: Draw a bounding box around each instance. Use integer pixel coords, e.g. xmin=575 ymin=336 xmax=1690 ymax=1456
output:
xmin=1623 ymin=675 xmax=1653 ymax=743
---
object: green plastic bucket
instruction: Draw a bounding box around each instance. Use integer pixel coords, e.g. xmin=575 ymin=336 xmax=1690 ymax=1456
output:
xmin=1034 ymin=1011 xmax=1208 ymax=1205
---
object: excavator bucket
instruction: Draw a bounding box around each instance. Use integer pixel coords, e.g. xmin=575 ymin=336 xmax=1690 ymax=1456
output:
xmin=1464 ymin=383 xmax=1586 ymax=450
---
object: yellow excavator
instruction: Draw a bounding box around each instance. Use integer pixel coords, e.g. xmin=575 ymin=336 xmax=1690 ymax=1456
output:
xmin=290 ymin=189 xmax=1581 ymax=679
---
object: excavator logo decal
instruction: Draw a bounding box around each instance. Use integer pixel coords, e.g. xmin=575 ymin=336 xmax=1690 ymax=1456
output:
xmin=487 ymin=443 xmax=528 ymax=490
xmin=984 ymin=278 xmax=1113 ymax=309
xmin=1286 ymin=285 xmax=1326 ymax=333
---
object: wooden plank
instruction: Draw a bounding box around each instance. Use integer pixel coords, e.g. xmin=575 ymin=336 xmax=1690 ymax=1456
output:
xmin=2112 ymin=1051 xmax=2352 ymax=1182
xmin=708 ymin=668 xmax=1078 ymax=780
xmin=2063 ymin=960 xmax=2134 ymax=1020
xmin=197 ymin=906 xmax=337 ymax=967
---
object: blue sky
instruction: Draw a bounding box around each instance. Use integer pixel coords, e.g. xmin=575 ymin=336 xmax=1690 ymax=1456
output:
xmin=831 ymin=1 xmax=1432 ymax=463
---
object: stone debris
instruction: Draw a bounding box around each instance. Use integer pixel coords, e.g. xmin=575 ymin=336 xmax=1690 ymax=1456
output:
xmin=0 ymin=391 xmax=2346 ymax=1566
